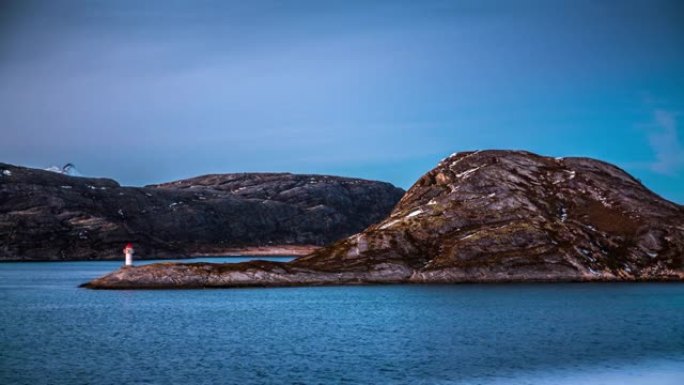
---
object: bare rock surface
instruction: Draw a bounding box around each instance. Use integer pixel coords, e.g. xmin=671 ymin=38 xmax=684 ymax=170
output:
xmin=0 ymin=164 xmax=403 ymax=261
xmin=83 ymin=150 xmax=684 ymax=288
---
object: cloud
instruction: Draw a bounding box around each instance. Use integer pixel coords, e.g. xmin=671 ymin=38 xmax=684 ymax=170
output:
xmin=648 ymin=110 xmax=684 ymax=175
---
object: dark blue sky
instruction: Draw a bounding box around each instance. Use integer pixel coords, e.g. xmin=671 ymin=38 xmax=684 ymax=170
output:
xmin=1 ymin=0 xmax=683 ymax=202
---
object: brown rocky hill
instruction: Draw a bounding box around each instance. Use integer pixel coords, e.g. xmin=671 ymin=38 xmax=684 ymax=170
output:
xmin=84 ymin=150 xmax=684 ymax=288
xmin=297 ymin=150 xmax=684 ymax=282
xmin=0 ymin=163 xmax=404 ymax=261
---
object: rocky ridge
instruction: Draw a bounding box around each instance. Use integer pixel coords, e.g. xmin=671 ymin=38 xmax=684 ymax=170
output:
xmin=0 ymin=163 xmax=404 ymax=261
xmin=83 ymin=150 xmax=684 ymax=288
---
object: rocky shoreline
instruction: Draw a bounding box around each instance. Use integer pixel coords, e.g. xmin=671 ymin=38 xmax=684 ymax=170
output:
xmin=83 ymin=150 xmax=684 ymax=289
xmin=81 ymin=260 xmax=684 ymax=290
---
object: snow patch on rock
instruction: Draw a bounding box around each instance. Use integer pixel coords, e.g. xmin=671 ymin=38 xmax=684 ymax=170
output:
xmin=455 ymin=166 xmax=483 ymax=179
xmin=379 ymin=219 xmax=402 ymax=230
xmin=406 ymin=209 xmax=423 ymax=218
xmin=448 ymin=150 xmax=481 ymax=168
xmin=379 ymin=208 xmax=424 ymax=229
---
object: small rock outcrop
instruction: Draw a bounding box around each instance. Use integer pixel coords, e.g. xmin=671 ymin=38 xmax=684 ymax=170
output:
xmin=0 ymin=163 xmax=404 ymax=261
xmin=83 ymin=150 xmax=684 ymax=288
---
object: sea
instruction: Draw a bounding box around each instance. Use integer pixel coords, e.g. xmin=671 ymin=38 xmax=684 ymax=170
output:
xmin=1 ymin=257 xmax=683 ymax=385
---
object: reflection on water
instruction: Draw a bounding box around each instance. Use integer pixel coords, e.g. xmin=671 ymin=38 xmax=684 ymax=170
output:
xmin=0 ymin=259 xmax=683 ymax=385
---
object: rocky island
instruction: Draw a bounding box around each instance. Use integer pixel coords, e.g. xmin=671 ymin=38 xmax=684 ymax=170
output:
xmin=83 ymin=150 xmax=684 ymax=288
xmin=0 ymin=164 xmax=404 ymax=261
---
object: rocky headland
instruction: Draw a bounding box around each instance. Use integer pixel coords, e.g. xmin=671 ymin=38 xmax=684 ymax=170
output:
xmin=0 ymin=163 xmax=404 ymax=261
xmin=83 ymin=150 xmax=684 ymax=289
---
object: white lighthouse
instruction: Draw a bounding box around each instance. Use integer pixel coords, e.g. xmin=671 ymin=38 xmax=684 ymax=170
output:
xmin=124 ymin=243 xmax=134 ymax=266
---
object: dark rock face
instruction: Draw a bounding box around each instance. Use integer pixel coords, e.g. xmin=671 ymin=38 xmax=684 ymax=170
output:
xmin=0 ymin=163 xmax=404 ymax=261
xmin=83 ymin=150 xmax=684 ymax=288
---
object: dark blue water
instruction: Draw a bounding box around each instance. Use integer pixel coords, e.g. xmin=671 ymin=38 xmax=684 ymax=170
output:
xmin=1 ymin=259 xmax=683 ymax=385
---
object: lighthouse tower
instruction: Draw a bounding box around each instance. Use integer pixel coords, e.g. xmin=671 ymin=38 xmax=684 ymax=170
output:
xmin=123 ymin=243 xmax=135 ymax=266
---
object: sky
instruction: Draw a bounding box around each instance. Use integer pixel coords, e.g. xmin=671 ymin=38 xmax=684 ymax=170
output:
xmin=1 ymin=0 xmax=683 ymax=202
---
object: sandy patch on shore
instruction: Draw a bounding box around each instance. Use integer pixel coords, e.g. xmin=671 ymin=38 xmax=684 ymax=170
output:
xmin=190 ymin=245 xmax=320 ymax=256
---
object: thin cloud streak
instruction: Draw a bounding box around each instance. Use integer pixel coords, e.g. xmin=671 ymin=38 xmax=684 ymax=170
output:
xmin=648 ymin=110 xmax=684 ymax=175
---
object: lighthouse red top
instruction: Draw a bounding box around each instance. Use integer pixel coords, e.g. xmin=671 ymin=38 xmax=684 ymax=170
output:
xmin=124 ymin=243 xmax=134 ymax=249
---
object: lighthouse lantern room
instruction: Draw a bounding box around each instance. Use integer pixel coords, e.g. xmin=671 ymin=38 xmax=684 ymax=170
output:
xmin=124 ymin=243 xmax=135 ymax=266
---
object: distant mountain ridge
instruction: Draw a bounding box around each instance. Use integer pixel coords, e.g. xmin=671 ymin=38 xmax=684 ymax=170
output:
xmin=83 ymin=150 xmax=684 ymax=289
xmin=0 ymin=163 xmax=404 ymax=261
